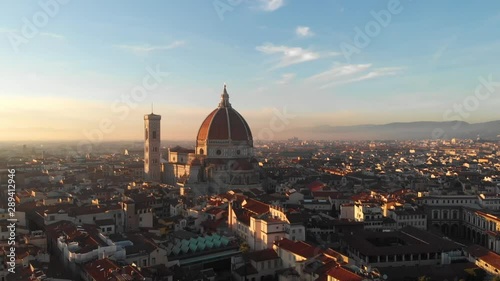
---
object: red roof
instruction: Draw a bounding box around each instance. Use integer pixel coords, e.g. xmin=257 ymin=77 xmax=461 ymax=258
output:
xmin=274 ymin=238 xmax=319 ymax=259
xmin=83 ymin=259 xmax=119 ymax=280
xmin=245 ymin=248 xmax=279 ymax=262
xmin=196 ymin=91 xmax=252 ymax=142
xmin=307 ymin=181 xmax=326 ymax=192
xmin=205 ymin=207 xmax=225 ymax=215
xmin=327 ymin=266 xmax=364 ymax=281
xmin=467 ymin=245 xmax=500 ymax=270
xmin=243 ymin=198 xmax=269 ymax=215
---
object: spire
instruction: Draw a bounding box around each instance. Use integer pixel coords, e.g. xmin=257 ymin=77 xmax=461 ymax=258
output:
xmin=151 ymin=103 xmax=154 ymax=114
xmin=219 ymin=83 xmax=231 ymax=108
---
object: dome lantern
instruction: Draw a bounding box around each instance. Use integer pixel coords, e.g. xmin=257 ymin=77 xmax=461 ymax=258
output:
xmin=219 ymin=84 xmax=231 ymax=108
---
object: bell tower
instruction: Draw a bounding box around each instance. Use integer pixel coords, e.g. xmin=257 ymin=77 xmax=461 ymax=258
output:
xmin=144 ymin=111 xmax=161 ymax=182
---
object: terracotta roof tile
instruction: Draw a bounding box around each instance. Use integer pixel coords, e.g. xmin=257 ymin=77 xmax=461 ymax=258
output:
xmin=197 ymin=104 xmax=252 ymax=142
xmin=245 ymin=248 xmax=279 ymax=262
xmin=274 ymin=238 xmax=319 ymax=259
xmin=243 ymin=198 xmax=269 ymax=215
xmin=327 ymin=266 xmax=364 ymax=281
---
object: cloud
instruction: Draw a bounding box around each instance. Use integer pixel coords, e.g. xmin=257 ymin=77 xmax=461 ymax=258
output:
xmin=0 ymin=28 xmax=64 ymax=40
xmin=307 ymin=64 xmax=403 ymax=89
xmin=115 ymin=41 xmax=185 ymax=55
xmin=40 ymin=32 xmax=65 ymax=40
xmin=276 ymin=73 xmax=296 ymax=84
xmin=340 ymin=67 xmax=402 ymax=83
xmin=256 ymin=43 xmax=320 ymax=68
xmin=296 ymin=26 xmax=314 ymax=37
xmin=307 ymin=64 xmax=372 ymax=82
xmin=258 ymin=0 xmax=285 ymax=11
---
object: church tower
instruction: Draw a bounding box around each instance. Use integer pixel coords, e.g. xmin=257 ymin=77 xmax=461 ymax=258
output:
xmin=144 ymin=112 xmax=161 ymax=182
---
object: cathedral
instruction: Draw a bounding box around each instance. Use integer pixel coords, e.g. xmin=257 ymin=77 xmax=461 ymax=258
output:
xmin=158 ymin=85 xmax=261 ymax=193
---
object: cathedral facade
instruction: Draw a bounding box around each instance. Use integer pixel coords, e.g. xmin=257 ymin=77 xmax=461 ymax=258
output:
xmin=163 ymin=85 xmax=261 ymax=193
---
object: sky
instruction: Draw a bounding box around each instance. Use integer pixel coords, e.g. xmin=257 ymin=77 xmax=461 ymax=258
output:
xmin=1 ymin=0 xmax=500 ymax=142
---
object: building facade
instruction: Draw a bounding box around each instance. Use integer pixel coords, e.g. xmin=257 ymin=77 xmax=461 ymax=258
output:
xmin=164 ymin=85 xmax=261 ymax=193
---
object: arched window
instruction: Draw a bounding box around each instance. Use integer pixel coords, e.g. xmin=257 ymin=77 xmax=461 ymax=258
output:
xmin=199 ymin=148 xmax=204 ymax=155
xmin=442 ymin=210 xmax=448 ymax=220
xmin=433 ymin=210 xmax=439 ymax=219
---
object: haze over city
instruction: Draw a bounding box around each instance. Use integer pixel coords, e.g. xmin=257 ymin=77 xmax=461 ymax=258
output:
xmin=4 ymin=2 xmax=500 ymax=281
xmin=1 ymin=1 xmax=500 ymax=142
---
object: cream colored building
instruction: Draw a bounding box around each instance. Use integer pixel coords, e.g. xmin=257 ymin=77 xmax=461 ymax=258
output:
xmin=228 ymin=199 xmax=306 ymax=251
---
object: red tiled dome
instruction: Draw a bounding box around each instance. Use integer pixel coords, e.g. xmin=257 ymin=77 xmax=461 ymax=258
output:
xmin=197 ymin=85 xmax=253 ymax=142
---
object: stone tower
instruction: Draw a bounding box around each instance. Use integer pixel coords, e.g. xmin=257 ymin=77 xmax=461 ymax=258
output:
xmin=144 ymin=112 xmax=161 ymax=182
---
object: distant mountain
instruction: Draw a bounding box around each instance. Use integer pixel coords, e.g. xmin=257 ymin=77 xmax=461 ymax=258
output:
xmin=291 ymin=120 xmax=500 ymax=140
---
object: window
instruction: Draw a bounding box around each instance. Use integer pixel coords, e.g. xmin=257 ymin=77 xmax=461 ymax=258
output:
xmin=216 ymin=149 xmax=222 ymax=155
xmin=153 ymin=131 xmax=157 ymax=139
xmin=433 ymin=211 xmax=439 ymax=219
xmin=152 ymin=257 xmax=156 ymax=265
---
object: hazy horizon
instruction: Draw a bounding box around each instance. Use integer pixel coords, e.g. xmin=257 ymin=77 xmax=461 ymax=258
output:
xmin=1 ymin=118 xmax=499 ymax=143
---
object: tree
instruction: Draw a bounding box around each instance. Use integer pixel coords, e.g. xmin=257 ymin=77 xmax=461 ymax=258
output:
xmin=418 ymin=276 xmax=431 ymax=281
xmin=464 ymin=268 xmax=486 ymax=281
xmin=239 ymin=242 xmax=250 ymax=253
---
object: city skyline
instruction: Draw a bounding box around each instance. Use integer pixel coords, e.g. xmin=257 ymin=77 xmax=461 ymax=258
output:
xmin=1 ymin=0 xmax=500 ymax=141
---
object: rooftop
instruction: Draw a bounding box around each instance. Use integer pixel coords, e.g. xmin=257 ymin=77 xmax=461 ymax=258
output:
xmin=342 ymin=226 xmax=462 ymax=256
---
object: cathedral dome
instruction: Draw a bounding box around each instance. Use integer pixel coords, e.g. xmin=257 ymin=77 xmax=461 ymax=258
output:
xmin=196 ymin=85 xmax=253 ymax=143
